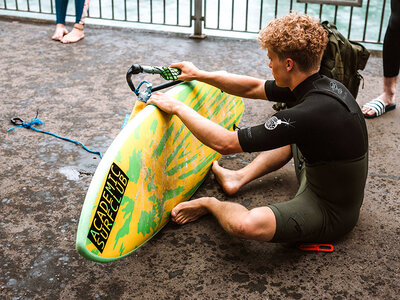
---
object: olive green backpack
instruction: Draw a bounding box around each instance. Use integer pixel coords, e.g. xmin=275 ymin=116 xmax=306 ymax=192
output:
xmin=320 ymin=21 xmax=370 ymax=99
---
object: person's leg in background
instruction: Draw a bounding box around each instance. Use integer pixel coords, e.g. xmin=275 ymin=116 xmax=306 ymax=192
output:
xmin=61 ymin=0 xmax=90 ymax=44
xmin=52 ymin=0 xmax=69 ymax=41
xmin=362 ymin=0 xmax=400 ymax=117
xmin=380 ymin=11 xmax=400 ymax=105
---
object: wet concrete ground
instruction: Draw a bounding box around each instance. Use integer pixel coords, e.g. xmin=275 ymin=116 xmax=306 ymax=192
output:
xmin=0 ymin=17 xmax=399 ymax=299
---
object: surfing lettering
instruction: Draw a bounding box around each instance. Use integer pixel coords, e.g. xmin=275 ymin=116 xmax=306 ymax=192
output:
xmin=88 ymin=163 xmax=128 ymax=253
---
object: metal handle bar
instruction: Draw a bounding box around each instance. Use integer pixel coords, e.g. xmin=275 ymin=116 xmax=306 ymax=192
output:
xmin=126 ymin=64 xmax=182 ymax=95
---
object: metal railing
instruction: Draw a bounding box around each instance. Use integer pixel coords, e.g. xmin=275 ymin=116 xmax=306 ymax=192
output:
xmin=0 ymin=0 xmax=390 ymax=46
xmin=0 ymin=0 xmax=192 ymax=27
xmin=203 ymin=0 xmax=390 ymax=45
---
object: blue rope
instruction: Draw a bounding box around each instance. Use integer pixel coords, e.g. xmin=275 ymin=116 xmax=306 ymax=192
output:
xmin=8 ymin=117 xmax=103 ymax=159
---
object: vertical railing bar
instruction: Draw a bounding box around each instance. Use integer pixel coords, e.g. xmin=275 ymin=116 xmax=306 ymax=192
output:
xmin=348 ymin=6 xmax=353 ymax=39
xmin=289 ymin=0 xmax=293 ymax=11
xmin=274 ymin=0 xmax=278 ymax=18
xmin=203 ymin=0 xmax=206 ymax=28
xmin=231 ymin=0 xmax=234 ymax=30
xmin=99 ymin=0 xmax=102 ymax=19
xmin=150 ymin=0 xmax=153 ymax=24
xmin=304 ymin=3 xmax=308 ymax=14
xmin=50 ymin=0 xmax=54 ymax=14
xmin=15 ymin=0 xmax=18 ymax=11
xmin=334 ymin=5 xmax=338 ymax=24
xmin=163 ymin=0 xmax=166 ymax=24
xmin=362 ymin=0 xmax=370 ymax=42
xmin=112 ymin=0 xmax=114 ymax=20
xmin=378 ymin=0 xmax=386 ymax=42
xmin=259 ymin=0 xmax=263 ymax=30
xmin=4 ymin=0 xmax=7 ymax=10
xmin=27 ymin=0 xmax=30 ymax=11
xmin=192 ymin=0 xmax=203 ymax=35
xmin=137 ymin=0 xmax=140 ymax=21
xmin=319 ymin=4 xmax=322 ymax=20
xmin=245 ymin=0 xmax=248 ymax=31
xmin=176 ymin=0 xmax=179 ymax=25
xmin=217 ymin=0 xmax=220 ymax=29
xmin=39 ymin=0 xmax=42 ymax=12
xmin=124 ymin=0 xmax=127 ymax=20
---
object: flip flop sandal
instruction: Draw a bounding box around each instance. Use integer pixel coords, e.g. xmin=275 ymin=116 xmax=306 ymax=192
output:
xmin=362 ymin=98 xmax=396 ymax=119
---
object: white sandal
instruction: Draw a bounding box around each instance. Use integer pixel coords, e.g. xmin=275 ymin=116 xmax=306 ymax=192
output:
xmin=362 ymin=98 xmax=396 ymax=119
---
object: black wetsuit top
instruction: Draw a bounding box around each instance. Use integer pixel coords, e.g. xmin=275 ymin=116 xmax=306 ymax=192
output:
xmin=237 ymin=73 xmax=369 ymax=242
xmin=238 ymin=73 xmax=368 ymax=164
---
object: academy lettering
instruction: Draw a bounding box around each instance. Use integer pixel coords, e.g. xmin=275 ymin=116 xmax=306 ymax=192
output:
xmin=88 ymin=163 xmax=128 ymax=253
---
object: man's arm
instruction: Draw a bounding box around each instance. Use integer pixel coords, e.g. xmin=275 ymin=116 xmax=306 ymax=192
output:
xmin=147 ymin=92 xmax=243 ymax=155
xmin=170 ymin=62 xmax=268 ymax=100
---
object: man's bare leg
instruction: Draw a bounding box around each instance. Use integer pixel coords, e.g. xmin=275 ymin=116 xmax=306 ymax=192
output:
xmin=61 ymin=23 xmax=85 ymax=44
xmin=171 ymin=197 xmax=276 ymax=241
xmin=52 ymin=24 xmax=68 ymax=41
xmin=212 ymin=145 xmax=292 ymax=195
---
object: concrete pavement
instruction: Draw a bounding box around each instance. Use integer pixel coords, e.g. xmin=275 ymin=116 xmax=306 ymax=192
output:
xmin=0 ymin=17 xmax=399 ymax=299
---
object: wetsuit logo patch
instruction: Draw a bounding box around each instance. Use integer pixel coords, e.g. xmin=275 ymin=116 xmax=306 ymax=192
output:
xmin=329 ymin=81 xmax=343 ymax=95
xmin=264 ymin=116 xmax=292 ymax=130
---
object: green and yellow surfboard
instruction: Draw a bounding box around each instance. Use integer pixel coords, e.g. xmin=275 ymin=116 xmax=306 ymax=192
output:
xmin=76 ymin=80 xmax=244 ymax=262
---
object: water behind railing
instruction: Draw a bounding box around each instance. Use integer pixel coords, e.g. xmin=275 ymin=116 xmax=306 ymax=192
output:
xmin=204 ymin=0 xmax=390 ymax=43
xmin=0 ymin=0 xmax=390 ymax=48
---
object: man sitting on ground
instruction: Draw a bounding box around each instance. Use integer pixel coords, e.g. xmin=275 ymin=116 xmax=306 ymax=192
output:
xmin=147 ymin=12 xmax=368 ymax=243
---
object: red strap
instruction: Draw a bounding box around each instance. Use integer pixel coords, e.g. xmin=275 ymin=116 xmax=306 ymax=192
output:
xmin=297 ymin=243 xmax=334 ymax=252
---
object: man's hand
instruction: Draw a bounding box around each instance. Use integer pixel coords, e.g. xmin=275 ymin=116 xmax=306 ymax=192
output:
xmin=148 ymin=90 xmax=243 ymax=155
xmin=147 ymin=92 xmax=183 ymax=115
xmin=170 ymin=61 xmax=202 ymax=81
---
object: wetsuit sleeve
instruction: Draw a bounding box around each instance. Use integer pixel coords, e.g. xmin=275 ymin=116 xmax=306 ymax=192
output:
xmin=264 ymin=80 xmax=297 ymax=103
xmin=237 ymin=109 xmax=302 ymax=153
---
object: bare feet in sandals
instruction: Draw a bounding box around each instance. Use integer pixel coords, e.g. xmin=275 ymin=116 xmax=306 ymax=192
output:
xmin=52 ymin=24 xmax=68 ymax=41
xmin=362 ymin=76 xmax=397 ymax=118
xmin=61 ymin=24 xmax=85 ymax=44
xmin=361 ymin=94 xmax=396 ymax=119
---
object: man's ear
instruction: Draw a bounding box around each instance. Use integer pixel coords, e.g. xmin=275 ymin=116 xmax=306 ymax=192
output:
xmin=286 ymin=58 xmax=294 ymax=71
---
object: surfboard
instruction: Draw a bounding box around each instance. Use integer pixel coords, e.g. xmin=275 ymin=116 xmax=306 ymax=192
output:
xmin=76 ymin=80 xmax=244 ymax=262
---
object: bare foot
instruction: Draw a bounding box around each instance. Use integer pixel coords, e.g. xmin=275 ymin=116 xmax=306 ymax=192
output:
xmin=212 ymin=161 xmax=243 ymax=195
xmin=171 ymin=198 xmax=210 ymax=224
xmin=52 ymin=24 xmax=68 ymax=41
xmin=61 ymin=24 xmax=84 ymax=44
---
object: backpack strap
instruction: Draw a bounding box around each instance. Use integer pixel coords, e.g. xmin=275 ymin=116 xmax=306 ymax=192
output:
xmin=320 ymin=21 xmax=345 ymax=83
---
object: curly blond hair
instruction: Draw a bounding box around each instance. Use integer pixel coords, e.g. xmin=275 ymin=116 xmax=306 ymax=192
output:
xmin=258 ymin=12 xmax=328 ymax=72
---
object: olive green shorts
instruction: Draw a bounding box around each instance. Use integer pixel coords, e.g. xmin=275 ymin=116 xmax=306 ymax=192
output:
xmin=268 ymin=145 xmax=367 ymax=243
xmin=268 ymin=168 xmax=325 ymax=243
